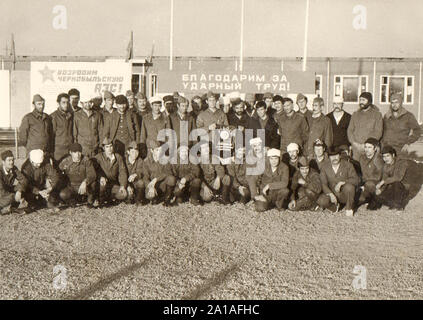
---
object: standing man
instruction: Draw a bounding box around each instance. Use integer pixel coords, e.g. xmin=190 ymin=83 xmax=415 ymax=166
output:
xmin=254 ymin=148 xmax=290 ymax=212
xmin=0 ymin=150 xmax=28 ymax=214
xmin=276 ymin=98 xmax=309 ymax=154
xmin=126 ymin=90 xmax=137 ymax=113
xmin=19 ymin=94 xmax=53 ymax=156
xmin=327 ymin=96 xmax=351 ymax=148
xmin=262 ymin=92 xmax=275 ymax=117
xmin=68 ymin=88 xmax=82 ymax=113
xmin=381 ymin=93 xmax=421 ymax=156
xmin=347 ymin=92 xmax=383 ymax=160
xmin=51 ymin=93 xmax=73 ymax=164
xmin=140 ymin=96 xmax=171 ymax=156
xmin=163 ymin=95 xmax=176 ymax=116
xmin=73 ymin=94 xmax=102 ymax=158
xmin=271 ymin=95 xmax=285 ymax=122
xmin=244 ymin=93 xmax=256 ymax=117
xmin=135 ymin=92 xmax=152 ymax=118
xmin=196 ymin=91 xmax=229 ymax=138
xmin=101 ymin=94 xmax=140 ymax=156
xmin=94 ymin=138 xmax=128 ymax=206
xmin=248 ymin=101 xmax=280 ymax=149
xmin=306 ymin=97 xmax=333 ymax=158
xmin=169 ymin=96 xmax=196 ymax=148
xmin=317 ymin=146 xmax=359 ymax=217
xmin=58 ymin=143 xmax=97 ymax=208
xmin=296 ymin=93 xmax=313 ymax=126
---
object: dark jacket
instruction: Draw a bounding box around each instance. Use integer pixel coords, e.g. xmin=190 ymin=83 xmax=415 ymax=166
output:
xmin=125 ymin=156 xmax=144 ymax=182
xmin=142 ymin=155 xmax=174 ymax=184
xmin=382 ymin=158 xmax=410 ymax=188
xmin=248 ymin=114 xmax=280 ymax=149
xmin=275 ymin=112 xmax=309 ymax=153
xmin=260 ymin=162 xmax=289 ymax=191
xmin=51 ymin=109 xmax=74 ymax=161
xmin=19 ymin=110 xmax=53 ymax=153
xmin=359 ymin=153 xmax=384 ymax=183
xmin=169 ymin=112 xmax=196 ymax=147
xmin=348 ymin=105 xmax=383 ymax=144
xmin=290 ymin=168 xmax=322 ymax=200
xmin=140 ymin=113 xmax=171 ymax=147
xmin=102 ymin=110 xmax=140 ymax=144
xmin=73 ymin=109 xmax=102 ymax=157
xmin=0 ymin=165 xmax=27 ymax=196
xmin=327 ymin=111 xmax=351 ymax=148
xmin=382 ymin=107 xmax=421 ymax=152
xmin=21 ymin=159 xmax=59 ymax=191
xmin=94 ymin=152 xmax=128 ymax=188
xmin=59 ymin=155 xmax=96 ymax=187
xmin=172 ymin=161 xmax=201 ymax=182
xmin=306 ymin=114 xmax=333 ymax=157
xmin=319 ymin=159 xmax=359 ymax=194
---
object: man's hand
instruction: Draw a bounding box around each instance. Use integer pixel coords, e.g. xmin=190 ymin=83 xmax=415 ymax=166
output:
xmin=100 ymin=177 xmax=107 ymax=187
xmin=127 ymin=185 xmax=134 ymax=197
xmin=78 ymin=180 xmax=87 ymax=195
xmin=238 ymin=186 xmax=246 ymax=196
xmin=39 ymin=189 xmax=50 ymax=199
xmin=128 ymin=174 xmax=137 ymax=183
xmin=15 ymin=191 xmax=22 ymax=202
xmin=119 ymin=186 xmax=126 ymax=195
xmin=147 ymin=178 xmax=157 ymax=189
xmin=298 ymin=177 xmax=306 ymax=185
xmin=208 ymin=123 xmax=217 ymax=131
xmin=180 ymin=177 xmax=187 ymax=185
xmin=334 ymin=181 xmax=345 ymax=193
xmin=146 ymin=187 xmax=157 ymax=200
xmin=401 ymin=144 xmax=409 ymax=153
xmin=212 ymin=177 xmax=221 ymax=190
xmin=288 ymin=200 xmax=296 ymax=210
xmin=375 ymin=188 xmax=382 ymax=196
xmin=13 ymin=178 xmax=19 ymax=187
xmin=328 ymin=193 xmax=337 ymax=204
xmin=376 ymin=180 xmax=385 ymax=190
xmin=262 ymin=184 xmax=270 ymax=195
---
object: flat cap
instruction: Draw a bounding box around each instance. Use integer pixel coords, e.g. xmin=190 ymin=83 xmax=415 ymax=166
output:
xmin=296 ymin=93 xmax=307 ymax=102
xmin=267 ymin=148 xmax=281 ymax=157
xmin=381 ymin=145 xmax=396 ymax=156
xmin=69 ymin=143 xmax=82 ymax=153
xmin=32 ymin=94 xmax=45 ymax=103
xmin=298 ymin=156 xmax=309 ymax=167
xmin=149 ymin=96 xmax=162 ymax=104
xmin=360 ymin=92 xmax=373 ymax=104
xmin=327 ymin=146 xmax=340 ymax=156
xmin=313 ymin=139 xmax=326 ymax=148
xmin=102 ymin=137 xmax=113 ymax=146
xmin=273 ymin=95 xmax=284 ymax=103
xmin=125 ymin=90 xmax=134 ymax=97
xmin=390 ymin=93 xmax=403 ymax=102
xmin=206 ymin=91 xmax=215 ymax=99
xmin=103 ymin=91 xmax=115 ymax=100
xmin=135 ymin=92 xmax=146 ymax=99
xmin=313 ymin=97 xmax=324 ymax=105
xmin=163 ymin=95 xmax=174 ymax=104
xmin=1 ymin=150 xmax=14 ymax=161
xmin=365 ymin=137 xmax=379 ymax=148
xmin=263 ymin=92 xmax=273 ymax=100
xmin=176 ymin=96 xmax=188 ymax=104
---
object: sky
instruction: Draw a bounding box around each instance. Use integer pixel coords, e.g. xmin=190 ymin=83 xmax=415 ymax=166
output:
xmin=1 ymin=0 xmax=423 ymax=58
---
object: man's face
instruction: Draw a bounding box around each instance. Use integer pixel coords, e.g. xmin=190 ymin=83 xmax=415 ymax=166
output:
xmin=177 ymin=102 xmax=188 ymax=114
xmin=127 ymin=96 xmax=135 ymax=107
xmin=297 ymin=98 xmax=307 ymax=111
xmin=314 ymin=146 xmax=324 ymax=158
xmin=58 ymin=97 xmax=69 ymax=112
xmin=151 ymin=102 xmax=161 ymax=114
xmin=70 ymin=95 xmax=79 ymax=108
xmin=390 ymin=98 xmax=402 ymax=112
xmin=312 ymin=101 xmax=322 ymax=113
xmin=246 ymin=97 xmax=255 ymax=108
xmin=288 ymin=149 xmax=299 ymax=161
xmin=283 ymin=101 xmax=294 ymax=114
xmin=137 ymin=98 xmax=147 ymax=109
xmin=382 ymin=153 xmax=394 ymax=165
xmin=128 ymin=148 xmax=139 ymax=159
xmin=264 ymin=98 xmax=273 ymax=108
xmin=329 ymin=154 xmax=340 ymax=165
xmin=179 ymin=147 xmax=189 ymax=161
xmin=252 ymin=143 xmax=263 ymax=155
xmin=70 ymin=151 xmax=82 ymax=163
xmin=82 ymin=100 xmax=93 ymax=111
xmin=359 ymin=97 xmax=370 ymax=109
xmin=31 ymin=160 xmax=42 ymax=168
xmin=2 ymin=157 xmax=14 ymax=171
xmin=34 ymin=101 xmax=45 ymax=113
xmin=165 ymin=102 xmax=174 ymax=113
xmin=116 ymin=103 xmax=127 ymax=114
xmin=234 ymin=103 xmax=244 ymax=116
xmin=207 ymin=96 xmax=216 ymax=108
xmin=299 ymin=166 xmax=309 ymax=178
xmin=104 ymin=144 xmax=114 ymax=155
xmin=364 ymin=143 xmax=376 ymax=159
xmin=333 ymin=102 xmax=343 ymax=112
xmin=269 ymin=156 xmax=280 ymax=167
xmin=274 ymin=101 xmax=283 ymax=113
xmin=256 ymin=107 xmax=266 ymax=118
xmin=105 ymin=98 xmax=114 ymax=109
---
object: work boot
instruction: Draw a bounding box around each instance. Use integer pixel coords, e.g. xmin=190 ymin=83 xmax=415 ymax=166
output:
xmin=163 ymin=186 xmax=175 ymax=207
xmin=189 ymin=187 xmax=202 ymax=206
xmin=218 ymin=186 xmax=231 ymax=205
xmin=135 ymin=188 xmax=149 ymax=206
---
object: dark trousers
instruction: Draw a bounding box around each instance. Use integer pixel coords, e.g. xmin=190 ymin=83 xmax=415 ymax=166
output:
xmin=99 ymin=181 xmax=127 ymax=201
xmin=59 ymin=182 xmax=96 ymax=204
xmin=255 ymin=188 xmax=290 ymax=212
xmin=317 ymin=183 xmax=356 ymax=211
xmin=369 ymin=181 xmax=409 ymax=210
xmin=291 ymin=187 xmax=319 ymax=211
xmin=174 ymin=178 xmax=202 ymax=201
xmin=359 ymin=181 xmax=377 ymax=203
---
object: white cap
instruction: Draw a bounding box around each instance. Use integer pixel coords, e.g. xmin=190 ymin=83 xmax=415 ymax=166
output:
xmin=333 ymin=96 xmax=344 ymax=103
xmin=249 ymin=137 xmax=262 ymax=146
xmin=287 ymin=142 xmax=299 ymax=152
xmin=267 ymin=148 xmax=281 ymax=157
xmin=29 ymin=149 xmax=44 ymax=164
xmin=228 ymin=91 xmax=241 ymax=100
xmin=150 ymin=96 xmax=162 ymax=104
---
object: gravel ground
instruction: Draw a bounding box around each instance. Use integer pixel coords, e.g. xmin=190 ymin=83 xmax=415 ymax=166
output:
xmin=1 ymin=187 xmax=423 ymax=300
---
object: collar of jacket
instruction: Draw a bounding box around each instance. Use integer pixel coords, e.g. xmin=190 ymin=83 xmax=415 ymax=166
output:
xmin=385 ymin=106 xmax=408 ymax=119
xmin=32 ymin=109 xmax=47 ymax=120
xmin=58 ymin=108 xmax=72 ymax=119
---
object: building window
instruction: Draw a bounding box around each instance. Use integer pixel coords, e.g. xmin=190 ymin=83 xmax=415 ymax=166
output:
xmin=334 ymin=75 xmax=368 ymax=103
xmin=149 ymin=74 xmax=158 ymax=97
xmin=315 ymin=74 xmax=322 ymax=97
xmin=131 ymin=74 xmax=147 ymax=96
xmin=380 ymin=75 xmax=414 ymax=104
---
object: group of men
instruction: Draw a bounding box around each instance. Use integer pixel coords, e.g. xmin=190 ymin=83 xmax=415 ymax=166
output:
xmin=0 ymin=87 xmax=420 ymax=216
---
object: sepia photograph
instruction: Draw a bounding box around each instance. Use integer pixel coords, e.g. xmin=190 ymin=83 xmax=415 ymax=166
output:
xmin=0 ymin=0 xmax=423 ymax=307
